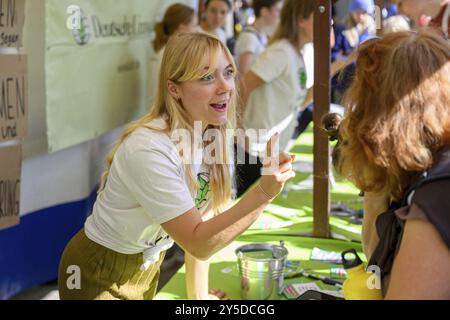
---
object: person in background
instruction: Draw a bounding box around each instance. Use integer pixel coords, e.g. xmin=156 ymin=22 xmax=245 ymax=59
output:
xmin=329 ymin=30 xmax=450 ymax=299
xmin=288 ymin=39 xmax=315 ymax=144
xmin=343 ymin=0 xmax=377 ymax=48
xmin=330 ymin=0 xmax=393 ymax=101
xmin=235 ymin=0 xmax=314 ymax=197
xmin=58 ymin=32 xmax=295 ymax=300
xmin=382 ymin=14 xmax=411 ymax=33
xmin=331 ymin=3 xmax=353 ymax=64
xmin=383 ymin=0 xmax=400 ymax=18
xmin=330 ymin=2 xmax=410 ymax=107
xmin=236 ymin=0 xmax=254 ymax=30
xmin=148 ymin=3 xmax=198 ymax=109
xmin=234 ymin=0 xmax=283 ymax=76
xmin=200 ymin=0 xmax=232 ymax=44
xmin=236 ymin=0 xmax=353 ymax=197
xmin=291 ymin=3 xmax=355 ymax=143
xmin=395 ymin=0 xmax=450 ymax=39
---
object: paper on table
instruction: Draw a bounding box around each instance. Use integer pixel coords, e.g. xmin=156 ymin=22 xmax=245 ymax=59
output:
xmin=310 ymin=247 xmax=342 ymax=263
xmin=221 ymin=267 xmax=234 ymax=274
xmin=287 ymin=283 xmax=344 ymax=299
xmin=250 ymin=218 xmax=294 ymax=230
xmin=290 ymin=282 xmax=321 ymax=296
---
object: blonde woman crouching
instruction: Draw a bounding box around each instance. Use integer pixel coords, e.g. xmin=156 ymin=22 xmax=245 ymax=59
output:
xmin=58 ymin=32 xmax=295 ymax=300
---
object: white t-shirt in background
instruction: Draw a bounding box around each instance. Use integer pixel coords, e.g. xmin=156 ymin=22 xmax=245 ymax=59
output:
xmin=234 ymin=26 xmax=268 ymax=70
xmin=243 ymin=39 xmax=308 ymax=158
xmin=301 ymin=42 xmax=314 ymax=90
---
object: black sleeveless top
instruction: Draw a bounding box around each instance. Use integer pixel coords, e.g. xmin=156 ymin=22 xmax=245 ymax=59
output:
xmin=368 ymin=147 xmax=450 ymax=281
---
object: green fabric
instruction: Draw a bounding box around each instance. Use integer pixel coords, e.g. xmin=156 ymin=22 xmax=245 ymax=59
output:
xmin=155 ymin=125 xmax=366 ymax=300
xmin=59 ymin=229 xmax=165 ymax=300
xmin=245 ymin=126 xmax=363 ymax=241
xmin=155 ymin=234 xmax=364 ymax=300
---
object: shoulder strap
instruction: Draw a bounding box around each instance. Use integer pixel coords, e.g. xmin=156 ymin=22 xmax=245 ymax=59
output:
xmin=402 ymin=172 xmax=450 ymax=206
xmin=402 ymin=148 xmax=450 ymax=206
xmin=368 ymin=147 xmax=450 ymax=280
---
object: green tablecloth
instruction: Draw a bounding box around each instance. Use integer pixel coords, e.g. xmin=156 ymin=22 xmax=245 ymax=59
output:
xmin=155 ymin=234 xmax=364 ymax=300
xmin=155 ymin=126 xmax=365 ymax=300
xmin=242 ymin=127 xmax=363 ymax=241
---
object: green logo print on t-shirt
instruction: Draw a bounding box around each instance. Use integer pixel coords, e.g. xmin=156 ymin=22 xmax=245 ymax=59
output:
xmin=195 ymin=172 xmax=210 ymax=210
xmin=299 ymin=68 xmax=307 ymax=90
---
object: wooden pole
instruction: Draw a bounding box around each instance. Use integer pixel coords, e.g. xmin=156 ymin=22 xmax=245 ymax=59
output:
xmin=375 ymin=0 xmax=384 ymax=36
xmin=313 ymin=0 xmax=331 ymax=238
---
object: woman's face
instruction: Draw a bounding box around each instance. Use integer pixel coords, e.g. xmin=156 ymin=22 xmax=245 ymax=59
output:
xmin=298 ymin=13 xmax=335 ymax=46
xmin=205 ymin=0 xmax=229 ymax=29
xmin=351 ymin=10 xmax=368 ymax=24
xmin=171 ymin=49 xmax=235 ymax=127
xmin=263 ymin=2 xmax=283 ymax=28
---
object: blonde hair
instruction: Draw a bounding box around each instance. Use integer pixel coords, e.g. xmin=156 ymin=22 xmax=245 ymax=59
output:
xmin=337 ymin=30 xmax=450 ymax=201
xmin=100 ymin=32 xmax=238 ymax=213
xmin=269 ymin=0 xmax=315 ymax=48
xmin=153 ymin=3 xmax=195 ymax=52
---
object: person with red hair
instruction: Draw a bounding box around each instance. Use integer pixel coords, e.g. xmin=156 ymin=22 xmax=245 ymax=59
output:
xmin=328 ymin=30 xmax=450 ymax=299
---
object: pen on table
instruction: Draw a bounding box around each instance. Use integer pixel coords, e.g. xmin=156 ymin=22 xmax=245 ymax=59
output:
xmin=297 ymin=269 xmax=343 ymax=288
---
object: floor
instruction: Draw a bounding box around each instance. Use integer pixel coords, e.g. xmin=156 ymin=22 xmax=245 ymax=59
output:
xmin=9 ymin=246 xmax=185 ymax=300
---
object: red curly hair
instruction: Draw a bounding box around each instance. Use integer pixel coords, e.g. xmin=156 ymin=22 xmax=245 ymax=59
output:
xmin=337 ymin=30 xmax=450 ymax=201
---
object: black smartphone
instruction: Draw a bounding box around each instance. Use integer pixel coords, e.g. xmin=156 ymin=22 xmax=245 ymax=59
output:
xmin=295 ymin=290 xmax=344 ymax=300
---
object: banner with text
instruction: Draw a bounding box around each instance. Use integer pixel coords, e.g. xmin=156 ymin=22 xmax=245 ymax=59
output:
xmin=0 ymin=144 xmax=21 ymax=229
xmin=0 ymin=0 xmax=25 ymax=48
xmin=45 ymin=0 xmax=168 ymax=152
xmin=0 ymin=54 xmax=28 ymax=141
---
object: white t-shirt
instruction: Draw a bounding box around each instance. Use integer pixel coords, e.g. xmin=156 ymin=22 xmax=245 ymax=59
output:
xmin=234 ymin=27 xmax=268 ymax=69
xmin=243 ymin=39 xmax=308 ymax=158
xmin=85 ymin=118 xmax=211 ymax=256
xmin=301 ymin=42 xmax=314 ymax=90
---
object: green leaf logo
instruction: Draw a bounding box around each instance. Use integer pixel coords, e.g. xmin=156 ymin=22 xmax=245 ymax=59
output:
xmin=72 ymin=8 xmax=91 ymax=46
xmin=195 ymin=172 xmax=210 ymax=209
